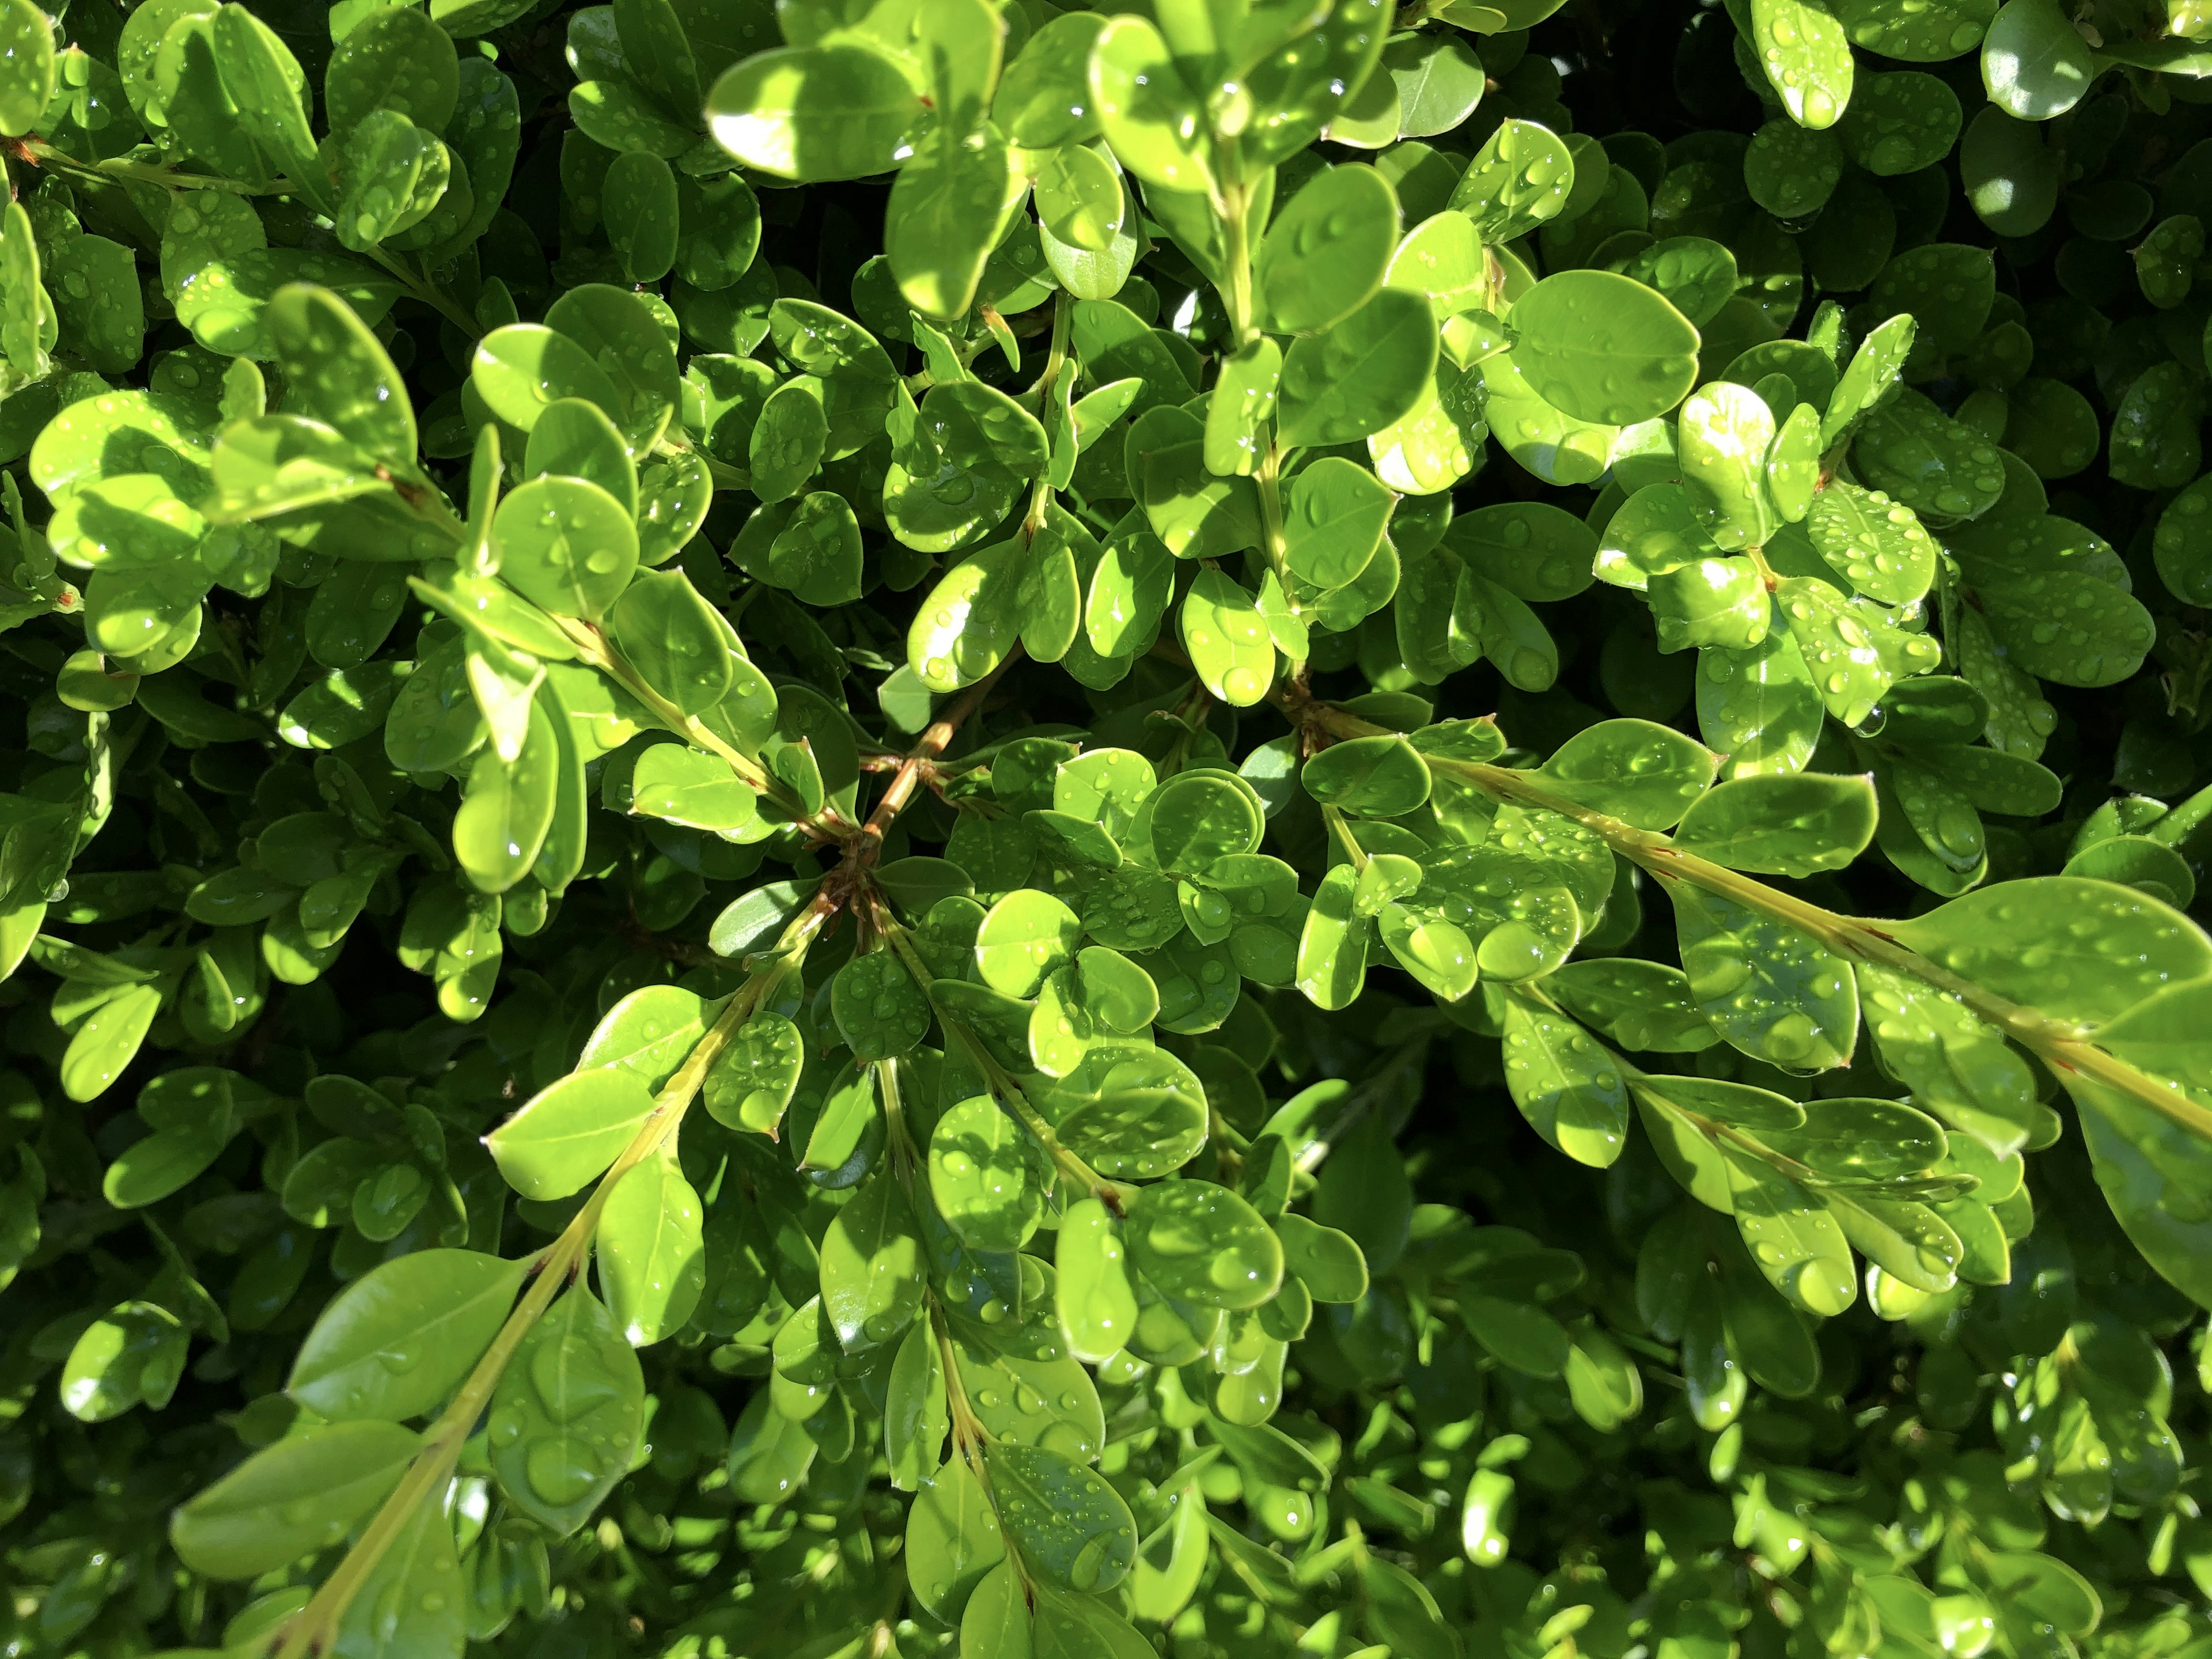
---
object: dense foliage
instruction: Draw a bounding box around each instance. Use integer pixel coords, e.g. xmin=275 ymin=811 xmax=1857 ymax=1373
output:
xmin=10 ymin=0 xmax=2212 ymax=1657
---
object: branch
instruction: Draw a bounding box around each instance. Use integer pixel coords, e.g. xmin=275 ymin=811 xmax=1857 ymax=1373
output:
xmin=265 ymin=903 xmax=831 ymax=1659
xmin=856 ymin=650 xmax=1020 ymax=855
xmin=1302 ymin=699 xmax=2212 ymax=1145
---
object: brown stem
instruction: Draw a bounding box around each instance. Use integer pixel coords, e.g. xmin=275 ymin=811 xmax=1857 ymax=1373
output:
xmin=857 ymin=651 xmax=1020 ymax=855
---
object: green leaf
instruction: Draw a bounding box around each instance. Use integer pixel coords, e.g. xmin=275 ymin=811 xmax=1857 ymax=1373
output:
xmin=975 ymin=888 xmax=1080 ymax=997
xmin=1805 ymin=480 xmax=1937 ymax=603
xmin=1650 ymin=557 xmax=1768 ymax=656
xmin=1668 ymin=878 xmax=1859 ymax=1069
xmin=486 ymin=1067 xmax=657 ymax=1202
xmin=1532 ymin=719 xmax=1718 ymax=830
xmin=213 ymin=6 xmax=324 ymax=206
xmin=487 ymin=1287 xmax=645 ymax=1535
xmin=832 ymin=951 xmax=929 ymax=1060
xmin=266 ymin=285 xmax=416 ymax=471
xmin=613 ymin=0 xmax=702 ymax=111
xmin=707 ymin=41 xmax=919 ymax=181
xmin=609 ymin=569 xmax=731 ymax=715
xmin=1981 ymin=0 xmax=2097 ymax=118
xmin=1830 ymin=1192 xmax=1962 ymax=1292
xmin=1128 ymin=1180 xmax=1283 ymax=1309
xmin=1854 ymin=388 xmax=2006 ymax=520
xmin=332 ymin=111 xmax=451 ymax=252
xmin=1284 ymin=456 xmax=1393 ymax=590
xmin=1749 ymin=0 xmax=1857 ymax=127
xmin=287 ymin=1249 xmax=526 ymax=1421
xmin=819 ymin=1169 xmax=927 ymax=1350
xmin=1277 ymin=289 xmax=1438 ymax=449
xmin=1449 ymin=118 xmax=1575 ymax=243
xmin=605 ymin=151 xmax=681 ymax=286
xmin=1551 ymin=959 xmax=1721 ymax=1052
xmin=1509 ymin=271 xmax=1700 ymax=425
xmin=1500 ymin=996 xmax=1631 ymax=1167
xmin=1203 ymin=338 xmax=1283 ymax=478
xmin=2068 ymin=1048 xmax=2212 ymax=1307
xmin=1764 ymin=1096 xmax=1948 ymax=1177
xmin=169 ymin=1420 xmax=419 ymax=1579
xmin=885 ymin=1319 xmax=949 ymax=1493
xmin=929 ymin=1095 xmax=1040 ymax=1251
xmin=597 ymin=1139 xmax=704 ymax=1346
xmin=1055 ymin=1196 xmax=1139 ymax=1363
xmin=1145 ymin=774 xmax=1263 ymax=872
xmin=952 ymin=1318 xmax=1103 ymax=1458
xmin=0 ymin=0 xmax=55 ymax=137
xmin=1032 ymin=1047 xmax=1207 ymax=1177
xmin=758 ymin=491 xmax=864 ymax=604
xmin=1257 ymin=165 xmax=1401 ymax=334
xmin=1297 ymin=863 xmax=1370 ymax=1010
xmin=473 ymin=324 xmax=626 ymax=438
xmin=1180 ymin=569 xmax=1277 ymax=706
xmin=493 ymin=476 xmax=637 ymax=620
xmin=452 ymin=698 xmax=560 ymax=892
xmin=59 ymin=1300 xmax=186 ymax=1421
xmin=1302 ymin=734 xmax=1433 ymax=817
xmin=1673 ymin=772 xmax=1878 ymax=875
xmin=579 ymin=986 xmax=710 ymax=1093
xmin=908 ymin=1455 xmax=1006 ymax=1621
xmin=995 ymin=12 xmax=1105 ymax=147
xmin=1953 ymin=545 xmax=2155 ymax=689
xmin=702 ymin=1011 xmax=805 ymax=1135
xmin=1446 ymin=502 xmax=1599 ymax=603
xmin=888 ymin=129 xmax=1024 ymax=323
xmin=1388 ymin=32 xmax=1488 ymax=136
xmin=1037 ymin=145 xmax=1124 ymax=253
xmin=1696 ymin=614 xmax=1824 ymax=778
xmin=1680 ymin=383 xmax=1779 ymax=551
xmin=988 ymin=1442 xmax=1138 ymax=1593
xmin=46 ymin=236 xmax=142 ymax=378
xmin=910 ymin=539 xmax=1024 ymax=692
xmin=1889 ymin=878 xmax=2212 ymax=1027
xmin=331 ymin=1462 xmax=466 ymax=1655
xmin=324 ymin=4 xmax=460 ymax=137
xmin=1724 ymin=1153 xmax=1858 ymax=1315
xmin=1088 ymin=16 xmax=1211 ymax=193
xmin=1364 ymin=1553 xmax=1463 ymax=1659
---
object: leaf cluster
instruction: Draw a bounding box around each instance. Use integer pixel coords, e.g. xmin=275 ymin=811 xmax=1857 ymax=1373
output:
xmin=5 ymin=3 xmax=2212 ymax=1659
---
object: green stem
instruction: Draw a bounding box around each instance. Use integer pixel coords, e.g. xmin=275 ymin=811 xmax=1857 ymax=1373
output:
xmin=361 ymin=245 xmax=480 ymax=337
xmin=873 ymin=904 xmax=1115 ymax=1204
xmin=1290 ymin=1040 xmax=1426 ymax=1177
xmin=1519 ymin=978 xmax=1826 ymax=1186
xmin=1209 ymin=168 xmax=1301 ymax=637
xmin=555 ymin=616 xmax=830 ymax=836
xmin=267 ymin=918 xmax=824 ymax=1659
xmin=1021 ymin=293 xmax=1075 ymax=540
xmin=1304 ymin=700 xmax=2212 ymax=1144
xmin=1322 ymin=805 xmax=1370 ymax=872
xmin=701 ymin=455 xmax=751 ymax=491
xmin=1252 ymin=439 xmax=1298 ymax=611
xmin=1031 ymin=286 xmax=1074 ymax=404
xmin=876 ymin=1055 xmax=920 ymax=1181
xmin=19 ymin=138 xmax=295 ymax=197
xmin=1215 ymin=176 xmax=1258 ymax=347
